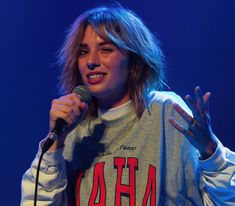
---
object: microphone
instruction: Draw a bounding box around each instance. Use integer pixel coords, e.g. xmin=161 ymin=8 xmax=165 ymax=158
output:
xmin=42 ymin=85 xmax=92 ymax=153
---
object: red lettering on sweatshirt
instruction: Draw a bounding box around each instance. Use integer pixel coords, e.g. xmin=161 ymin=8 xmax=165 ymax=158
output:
xmin=75 ymin=170 xmax=85 ymax=206
xmin=114 ymin=157 xmax=138 ymax=206
xmin=142 ymin=165 xmax=156 ymax=206
xmin=89 ymin=162 xmax=106 ymax=205
xmin=75 ymin=158 xmax=156 ymax=205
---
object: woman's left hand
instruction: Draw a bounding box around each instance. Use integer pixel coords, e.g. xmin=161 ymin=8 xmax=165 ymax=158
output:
xmin=169 ymin=86 xmax=218 ymax=159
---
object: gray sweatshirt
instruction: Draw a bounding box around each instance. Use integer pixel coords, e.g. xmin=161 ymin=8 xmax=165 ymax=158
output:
xmin=21 ymin=91 xmax=235 ymax=206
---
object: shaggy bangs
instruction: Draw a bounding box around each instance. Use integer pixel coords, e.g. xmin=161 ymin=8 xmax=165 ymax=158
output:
xmin=87 ymin=8 xmax=134 ymax=52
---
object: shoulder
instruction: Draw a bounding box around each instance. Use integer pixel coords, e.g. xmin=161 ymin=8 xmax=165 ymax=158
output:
xmin=150 ymin=91 xmax=183 ymax=104
xmin=149 ymin=91 xmax=192 ymax=116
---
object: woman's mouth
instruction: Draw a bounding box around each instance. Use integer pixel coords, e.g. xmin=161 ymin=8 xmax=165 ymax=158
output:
xmin=86 ymin=72 xmax=106 ymax=84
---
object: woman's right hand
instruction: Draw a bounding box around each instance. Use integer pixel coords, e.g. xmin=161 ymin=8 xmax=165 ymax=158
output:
xmin=48 ymin=93 xmax=89 ymax=151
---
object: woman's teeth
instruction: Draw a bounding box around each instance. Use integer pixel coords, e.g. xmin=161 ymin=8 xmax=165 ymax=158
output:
xmin=88 ymin=74 xmax=104 ymax=79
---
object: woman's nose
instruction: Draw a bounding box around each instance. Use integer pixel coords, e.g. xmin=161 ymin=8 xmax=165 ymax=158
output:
xmin=87 ymin=52 xmax=100 ymax=70
xmin=87 ymin=62 xmax=100 ymax=70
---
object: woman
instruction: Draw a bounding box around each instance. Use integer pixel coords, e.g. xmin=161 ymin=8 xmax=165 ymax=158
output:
xmin=21 ymin=5 xmax=235 ymax=205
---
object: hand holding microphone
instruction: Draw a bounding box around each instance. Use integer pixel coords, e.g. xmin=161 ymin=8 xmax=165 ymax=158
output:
xmin=42 ymin=86 xmax=91 ymax=152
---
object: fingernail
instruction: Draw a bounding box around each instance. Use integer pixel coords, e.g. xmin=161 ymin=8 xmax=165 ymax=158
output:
xmin=185 ymin=95 xmax=190 ymax=99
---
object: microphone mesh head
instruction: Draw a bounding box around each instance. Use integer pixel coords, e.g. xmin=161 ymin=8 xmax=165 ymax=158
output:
xmin=72 ymin=85 xmax=92 ymax=105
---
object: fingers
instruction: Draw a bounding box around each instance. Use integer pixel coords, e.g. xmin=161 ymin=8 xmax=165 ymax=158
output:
xmin=53 ymin=94 xmax=81 ymax=115
xmin=50 ymin=93 xmax=88 ymax=130
xmin=195 ymin=86 xmax=205 ymax=113
xmin=169 ymin=118 xmax=193 ymax=137
xmin=185 ymin=86 xmax=211 ymax=121
xmin=170 ymin=86 xmax=212 ymax=139
xmin=169 ymin=86 xmax=216 ymax=156
xmin=172 ymin=103 xmax=193 ymax=124
xmin=203 ymin=92 xmax=211 ymax=112
xmin=170 ymin=103 xmax=197 ymax=137
xmin=185 ymin=95 xmax=200 ymax=120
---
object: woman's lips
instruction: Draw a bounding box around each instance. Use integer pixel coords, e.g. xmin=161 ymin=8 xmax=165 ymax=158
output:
xmin=86 ymin=72 xmax=106 ymax=84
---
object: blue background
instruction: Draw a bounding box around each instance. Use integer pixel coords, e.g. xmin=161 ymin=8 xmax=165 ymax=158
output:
xmin=1 ymin=0 xmax=234 ymax=205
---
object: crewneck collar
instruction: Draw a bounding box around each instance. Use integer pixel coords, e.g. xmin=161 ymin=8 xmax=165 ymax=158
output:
xmin=98 ymin=100 xmax=134 ymax=121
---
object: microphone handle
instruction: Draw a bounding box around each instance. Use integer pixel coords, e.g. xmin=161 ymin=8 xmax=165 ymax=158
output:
xmin=52 ymin=118 xmax=67 ymax=136
xmin=42 ymin=85 xmax=91 ymax=153
xmin=42 ymin=119 xmax=67 ymax=153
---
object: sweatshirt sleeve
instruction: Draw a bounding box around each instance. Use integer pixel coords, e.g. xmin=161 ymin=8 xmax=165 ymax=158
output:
xmin=199 ymin=141 xmax=235 ymax=206
xmin=20 ymin=142 xmax=68 ymax=206
xmin=159 ymin=91 xmax=235 ymax=205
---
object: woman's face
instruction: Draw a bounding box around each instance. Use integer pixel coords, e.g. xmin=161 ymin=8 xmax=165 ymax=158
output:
xmin=78 ymin=25 xmax=130 ymax=109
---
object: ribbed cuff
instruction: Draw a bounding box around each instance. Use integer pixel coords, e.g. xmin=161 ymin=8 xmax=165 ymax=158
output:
xmin=36 ymin=138 xmax=65 ymax=165
xmin=199 ymin=141 xmax=226 ymax=172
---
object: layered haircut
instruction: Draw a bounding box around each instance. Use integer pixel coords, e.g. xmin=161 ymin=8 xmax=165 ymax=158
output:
xmin=58 ymin=5 xmax=166 ymax=117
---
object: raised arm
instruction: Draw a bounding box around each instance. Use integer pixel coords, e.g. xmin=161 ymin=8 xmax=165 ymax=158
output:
xmin=169 ymin=86 xmax=235 ymax=205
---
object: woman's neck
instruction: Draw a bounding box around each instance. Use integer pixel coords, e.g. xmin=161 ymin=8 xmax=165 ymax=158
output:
xmin=97 ymin=89 xmax=131 ymax=109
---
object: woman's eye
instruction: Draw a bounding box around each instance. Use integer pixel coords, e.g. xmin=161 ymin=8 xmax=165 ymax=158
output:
xmin=79 ymin=49 xmax=89 ymax=56
xmin=101 ymin=47 xmax=113 ymax=53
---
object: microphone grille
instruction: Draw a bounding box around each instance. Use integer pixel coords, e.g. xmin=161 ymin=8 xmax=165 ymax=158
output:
xmin=72 ymin=85 xmax=92 ymax=105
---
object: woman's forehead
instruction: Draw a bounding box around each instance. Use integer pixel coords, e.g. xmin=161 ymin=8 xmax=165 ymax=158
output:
xmin=80 ymin=24 xmax=129 ymax=57
xmin=81 ymin=25 xmax=114 ymax=46
xmin=82 ymin=26 xmax=101 ymax=42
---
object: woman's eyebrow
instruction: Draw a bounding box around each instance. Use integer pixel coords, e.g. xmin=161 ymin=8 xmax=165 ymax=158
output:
xmin=80 ymin=43 xmax=88 ymax=48
xmin=98 ymin=41 xmax=112 ymax=46
xmin=80 ymin=41 xmax=112 ymax=48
